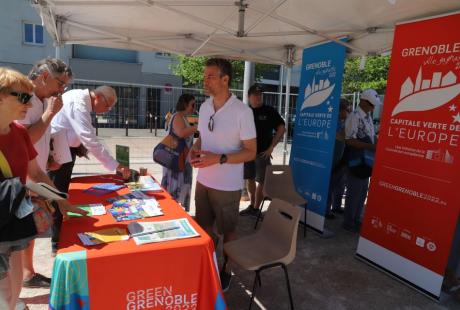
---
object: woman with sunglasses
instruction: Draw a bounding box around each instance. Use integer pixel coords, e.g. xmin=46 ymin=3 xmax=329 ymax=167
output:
xmin=161 ymin=94 xmax=198 ymax=212
xmin=0 ymin=68 xmax=85 ymax=310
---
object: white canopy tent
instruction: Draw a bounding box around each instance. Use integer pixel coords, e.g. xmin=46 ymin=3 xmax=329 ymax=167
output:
xmin=33 ymin=0 xmax=460 ymax=64
xmin=32 ymin=0 xmax=460 ymax=161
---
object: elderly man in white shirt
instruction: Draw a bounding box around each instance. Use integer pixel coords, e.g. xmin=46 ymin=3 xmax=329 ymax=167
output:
xmin=342 ymin=88 xmax=381 ymax=233
xmin=48 ymin=86 xmax=130 ymax=253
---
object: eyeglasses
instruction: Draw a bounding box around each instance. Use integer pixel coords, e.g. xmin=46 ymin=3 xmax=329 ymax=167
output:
xmin=203 ymin=74 xmax=221 ymax=80
xmin=208 ymin=113 xmax=215 ymax=132
xmin=10 ymin=92 xmax=32 ymax=104
xmin=54 ymin=76 xmax=68 ymax=88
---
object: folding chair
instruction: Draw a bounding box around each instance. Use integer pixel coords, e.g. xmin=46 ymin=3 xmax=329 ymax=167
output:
xmin=224 ymin=199 xmax=300 ymax=310
xmin=254 ymin=165 xmax=307 ymax=237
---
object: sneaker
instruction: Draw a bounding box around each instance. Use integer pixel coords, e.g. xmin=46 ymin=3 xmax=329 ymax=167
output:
xmin=332 ymin=208 xmax=344 ymax=214
xmin=239 ymin=205 xmax=259 ymax=217
xmin=23 ymin=273 xmax=51 ymax=288
xmin=220 ymin=270 xmax=232 ymax=292
xmin=325 ymin=212 xmax=335 ymax=219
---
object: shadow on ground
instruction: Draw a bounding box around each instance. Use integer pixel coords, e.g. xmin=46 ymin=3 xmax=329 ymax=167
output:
xmin=222 ymin=211 xmax=460 ymax=310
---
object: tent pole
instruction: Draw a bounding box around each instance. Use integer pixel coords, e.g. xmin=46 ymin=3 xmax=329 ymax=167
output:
xmin=282 ymin=45 xmax=295 ymax=165
xmin=243 ymin=61 xmax=254 ymax=104
xmin=278 ymin=65 xmax=284 ymax=114
xmin=55 ymin=45 xmax=61 ymax=59
xmin=282 ymin=65 xmax=292 ymax=165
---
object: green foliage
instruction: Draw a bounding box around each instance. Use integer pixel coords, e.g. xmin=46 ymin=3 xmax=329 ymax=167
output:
xmin=171 ymin=56 xmax=207 ymax=87
xmin=342 ymin=55 xmax=390 ymax=94
xmin=171 ymin=55 xmax=276 ymax=88
xmin=172 ymin=54 xmax=390 ymax=95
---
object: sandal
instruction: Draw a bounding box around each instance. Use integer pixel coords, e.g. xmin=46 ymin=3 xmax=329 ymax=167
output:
xmin=23 ymin=273 xmax=51 ymax=288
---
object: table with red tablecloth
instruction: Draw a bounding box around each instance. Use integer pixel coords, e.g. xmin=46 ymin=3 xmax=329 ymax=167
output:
xmin=49 ymin=174 xmax=226 ymax=310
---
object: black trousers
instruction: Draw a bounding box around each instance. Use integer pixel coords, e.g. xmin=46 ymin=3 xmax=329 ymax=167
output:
xmin=48 ymin=147 xmax=79 ymax=250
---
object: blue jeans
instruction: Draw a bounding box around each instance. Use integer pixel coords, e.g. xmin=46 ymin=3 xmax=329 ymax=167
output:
xmin=343 ymin=170 xmax=369 ymax=230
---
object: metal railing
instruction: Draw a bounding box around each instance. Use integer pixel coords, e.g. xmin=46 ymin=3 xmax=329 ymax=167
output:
xmin=71 ymin=78 xmax=377 ymax=136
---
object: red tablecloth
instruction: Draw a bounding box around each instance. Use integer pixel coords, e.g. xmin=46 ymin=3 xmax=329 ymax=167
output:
xmin=49 ymin=174 xmax=226 ymax=310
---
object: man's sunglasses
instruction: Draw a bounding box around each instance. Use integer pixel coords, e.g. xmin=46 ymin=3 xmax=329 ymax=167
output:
xmin=208 ymin=113 xmax=215 ymax=132
xmin=10 ymin=92 xmax=32 ymax=104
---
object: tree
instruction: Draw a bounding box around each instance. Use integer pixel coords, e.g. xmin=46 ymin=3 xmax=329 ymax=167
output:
xmin=171 ymin=55 xmax=275 ymax=88
xmin=341 ymin=55 xmax=390 ymax=94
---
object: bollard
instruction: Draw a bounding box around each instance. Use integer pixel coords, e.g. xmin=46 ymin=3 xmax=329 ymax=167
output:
xmin=95 ymin=115 xmax=98 ymax=136
xmin=154 ymin=116 xmax=158 ymax=136
xmin=149 ymin=113 xmax=153 ymax=133
xmin=125 ymin=119 xmax=128 ymax=136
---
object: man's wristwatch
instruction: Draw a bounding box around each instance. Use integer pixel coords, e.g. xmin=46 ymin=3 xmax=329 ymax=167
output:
xmin=219 ymin=154 xmax=228 ymax=165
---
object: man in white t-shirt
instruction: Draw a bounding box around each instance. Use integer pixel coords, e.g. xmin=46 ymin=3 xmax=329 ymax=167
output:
xmin=49 ymin=86 xmax=130 ymax=253
xmin=19 ymin=58 xmax=72 ymax=289
xmin=190 ymin=58 xmax=256 ymax=291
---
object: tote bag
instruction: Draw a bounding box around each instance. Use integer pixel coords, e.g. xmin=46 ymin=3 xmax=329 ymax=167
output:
xmin=152 ymin=114 xmax=189 ymax=172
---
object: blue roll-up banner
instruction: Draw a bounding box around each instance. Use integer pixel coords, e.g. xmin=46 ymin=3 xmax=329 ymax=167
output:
xmin=290 ymin=41 xmax=346 ymax=232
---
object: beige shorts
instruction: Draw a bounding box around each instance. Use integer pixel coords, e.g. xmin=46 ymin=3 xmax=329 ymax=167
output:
xmin=195 ymin=182 xmax=241 ymax=235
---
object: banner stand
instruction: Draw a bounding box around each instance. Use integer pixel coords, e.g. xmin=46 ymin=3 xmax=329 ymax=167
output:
xmin=290 ymin=40 xmax=347 ymax=233
xmin=299 ymin=208 xmax=334 ymax=238
xmin=355 ymin=12 xmax=460 ymax=299
xmin=320 ymin=229 xmax=334 ymax=239
xmin=301 ymin=224 xmax=334 ymax=238
xmin=355 ymin=253 xmax=441 ymax=302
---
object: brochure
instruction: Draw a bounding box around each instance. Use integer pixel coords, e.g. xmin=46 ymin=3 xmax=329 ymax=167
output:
xmin=69 ymin=203 xmax=107 ymax=217
xmin=125 ymin=176 xmax=162 ymax=193
xmin=91 ymin=183 xmax=125 ymax=191
xmin=78 ymin=227 xmax=129 ymax=246
xmin=83 ymin=183 xmax=125 ymax=196
xmin=109 ymin=198 xmax=163 ymax=222
xmin=107 ymin=191 xmax=150 ymax=203
xmin=50 ymin=130 xmax=72 ymax=164
xmin=139 ymin=176 xmax=162 ymax=192
xmin=127 ymin=218 xmax=200 ymax=245
xmin=25 ymin=181 xmax=68 ymax=200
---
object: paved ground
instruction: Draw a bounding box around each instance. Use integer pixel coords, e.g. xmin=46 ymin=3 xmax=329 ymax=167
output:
xmin=22 ymin=128 xmax=460 ymax=309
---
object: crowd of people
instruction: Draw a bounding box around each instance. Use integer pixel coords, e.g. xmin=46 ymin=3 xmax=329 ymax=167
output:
xmin=0 ymin=58 xmax=131 ymax=309
xmin=1 ymin=57 xmax=459 ymax=309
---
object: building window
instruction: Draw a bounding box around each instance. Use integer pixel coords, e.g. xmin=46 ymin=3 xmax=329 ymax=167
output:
xmin=23 ymin=23 xmax=44 ymax=45
xmin=155 ymin=52 xmax=172 ymax=58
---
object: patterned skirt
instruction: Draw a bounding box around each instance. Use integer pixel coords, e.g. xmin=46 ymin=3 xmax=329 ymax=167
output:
xmin=161 ymin=163 xmax=193 ymax=211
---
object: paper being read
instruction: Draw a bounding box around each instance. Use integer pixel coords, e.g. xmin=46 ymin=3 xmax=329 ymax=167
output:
xmin=51 ymin=130 xmax=72 ymax=164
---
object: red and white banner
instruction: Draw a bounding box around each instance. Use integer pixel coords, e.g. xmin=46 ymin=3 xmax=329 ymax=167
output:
xmin=357 ymin=12 xmax=460 ymax=298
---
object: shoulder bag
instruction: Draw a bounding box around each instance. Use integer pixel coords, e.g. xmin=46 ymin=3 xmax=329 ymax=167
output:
xmin=347 ymin=136 xmax=375 ymax=179
xmin=0 ymin=150 xmax=54 ymax=236
xmin=152 ymin=114 xmax=189 ymax=172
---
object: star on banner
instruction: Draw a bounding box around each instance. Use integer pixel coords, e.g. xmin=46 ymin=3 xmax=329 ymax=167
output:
xmin=449 ymin=104 xmax=457 ymax=112
xmin=328 ymin=106 xmax=333 ymax=113
xmin=453 ymin=112 xmax=460 ymax=123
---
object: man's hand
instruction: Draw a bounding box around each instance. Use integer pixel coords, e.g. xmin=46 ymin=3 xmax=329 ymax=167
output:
xmin=57 ymin=199 xmax=88 ymax=220
xmin=47 ymin=156 xmax=61 ymax=171
xmin=46 ymin=96 xmax=63 ymax=116
xmin=117 ymin=164 xmax=131 ymax=179
xmin=190 ymin=150 xmax=220 ymax=168
xmin=259 ymin=146 xmax=274 ymax=159
xmin=189 ymin=147 xmax=200 ymax=161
